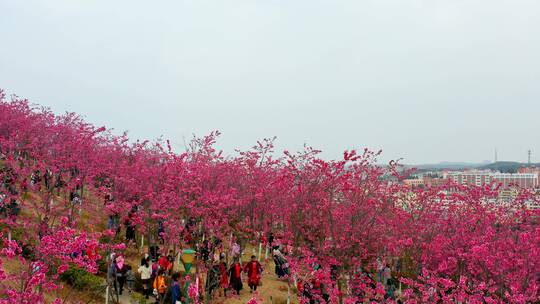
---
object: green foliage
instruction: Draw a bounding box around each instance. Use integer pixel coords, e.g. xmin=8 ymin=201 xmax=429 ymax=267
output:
xmin=97 ymin=258 xmax=109 ymax=274
xmin=0 ymin=225 xmax=26 ymax=242
xmin=59 ymin=266 xmax=104 ymax=292
xmin=131 ymin=292 xmax=149 ymax=304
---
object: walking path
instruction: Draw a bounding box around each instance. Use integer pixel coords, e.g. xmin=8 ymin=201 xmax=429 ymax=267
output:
xmin=223 ymin=263 xmax=294 ymax=304
xmin=108 ymin=247 xmax=297 ymax=304
xmin=106 ymin=290 xmax=155 ymax=304
xmin=118 ymin=292 xmax=136 ymax=304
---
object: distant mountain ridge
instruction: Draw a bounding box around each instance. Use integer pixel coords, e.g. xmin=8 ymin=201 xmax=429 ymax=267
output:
xmin=411 ymin=161 xmax=540 ymax=173
xmin=479 ymin=161 xmax=540 ymax=173
xmin=415 ymin=161 xmax=487 ymax=170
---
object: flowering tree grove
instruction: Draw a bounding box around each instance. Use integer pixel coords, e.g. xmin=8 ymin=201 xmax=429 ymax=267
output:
xmin=0 ymin=90 xmax=539 ymax=303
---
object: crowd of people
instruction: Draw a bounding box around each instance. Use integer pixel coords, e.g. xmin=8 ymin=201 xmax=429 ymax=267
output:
xmin=102 ymin=220 xmax=412 ymax=304
xmin=106 ymin=236 xmax=271 ymax=304
xmin=107 ymin=249 xmax=181 ymax=303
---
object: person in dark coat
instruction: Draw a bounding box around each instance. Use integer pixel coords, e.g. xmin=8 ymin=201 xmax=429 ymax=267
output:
xmin=228 ymin=258 xmax=243 ymax=295
xmin=125 ymin=214 xmax=136 ymax=243
xmin=114 ymin=255 xmax=127 ymax=295
xmin=268 ymin=232 xmax=274 ymax=248
xmin=206 ymin=261 xmax=221 ymax=300
xmin=272 ymin=247 xmax=289 ymax=278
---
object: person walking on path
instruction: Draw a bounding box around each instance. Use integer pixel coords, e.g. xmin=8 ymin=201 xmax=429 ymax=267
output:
xmin=272 ymin=247 xmax=289 ymax=278
xmin=171 ymin=272 xmax=183 ymax=304
xmin=138 ymin=257 xmax=152 ymax=299
xmin=231 ymin=241 xmax=241 ymax=260
xmin=107 ymin=253 xmax=116 ymax=286
xmin=125 ymin=265 xmax=136 ymax=294
xmin=154 ymin=269 xmax=167 ymax=303
xmin=243 ymin=255 xmax=263 ymax=293
xmin=228 ymin=258 xmax=243 ymax=295
xmin=114 ymin=254 xmax=127 ymax=295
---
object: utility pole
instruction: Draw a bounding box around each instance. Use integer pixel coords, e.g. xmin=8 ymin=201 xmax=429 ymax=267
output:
xmin=528 ymin=150 xmax=532 ymax=167
xmin=494 ymin=148 xmax=498 ymax=163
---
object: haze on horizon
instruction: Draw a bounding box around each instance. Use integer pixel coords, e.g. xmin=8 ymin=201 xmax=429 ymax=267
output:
xmin=1 ymin=0 xmax=539 ymax=164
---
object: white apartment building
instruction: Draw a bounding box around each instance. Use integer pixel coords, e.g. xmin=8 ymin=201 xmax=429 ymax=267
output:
xmin=446 ymin=170 xmax=538 ymax=189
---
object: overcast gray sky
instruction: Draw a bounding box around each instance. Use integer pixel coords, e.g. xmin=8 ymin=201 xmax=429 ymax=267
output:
xmin=1 ymin=0 xmax=539 ymax=164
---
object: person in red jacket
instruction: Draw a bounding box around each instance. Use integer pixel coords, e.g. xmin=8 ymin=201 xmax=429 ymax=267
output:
xmin=218 ymin=256 xmax=229 ymax=296
xmin=228 ymin=258 xmax=243 ymax=295
xmin=243 ymin=255 xmax=263 ymax=293
xmin=158 ymin=254 xmax=171 ymax=273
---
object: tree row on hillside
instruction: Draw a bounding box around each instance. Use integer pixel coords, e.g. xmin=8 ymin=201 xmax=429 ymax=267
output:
xmin=1 ymin=91 xmax=539 ymax=303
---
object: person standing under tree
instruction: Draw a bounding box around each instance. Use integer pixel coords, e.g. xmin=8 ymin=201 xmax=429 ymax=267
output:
xmin=206 ymin=261 xmax=221 ymax=300
xmin=167 ymin=250 xmax=176 ymax=275
xmin=376 ymin=257 xmax=384 ymax=283
xmin=200 ymin=240 xmax=210 ymax=265
xmin=125 ymin=213 xmax=136 ymax=244
xmin=267 ymin=232 xmax=274 ymax=249
xmin=383 ymin=263 xmax=392 ymax=287
xmin=244 ymin=255 xmax=263 ymax=293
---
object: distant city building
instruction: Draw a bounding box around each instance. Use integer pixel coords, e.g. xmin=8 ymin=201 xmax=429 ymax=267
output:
xmin=423 ymin=176 xmax=448 ymax=187
xmin=400 ymin=169 xmax=539 ymax=209
xmin=446 ymin=170 xmax=538 ymax=189
xmin=518 ymin=167 xmax=540 ymax=184
xmin=498 ymin=188 xmax=519 ymax=202
xmin=492 ymin=172 xmax=538 ymax=188
xmin=403 ymin=178 xmax=424 ymax=187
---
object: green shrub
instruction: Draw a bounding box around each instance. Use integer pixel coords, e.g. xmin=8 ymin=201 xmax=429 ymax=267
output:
xmin=97 ymin=258 xmax=109 ymax=274
xmin=131 ymin=293 xmax=149 ymax=304
xmin=60 ymin=266 xmax=104 ymax=292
